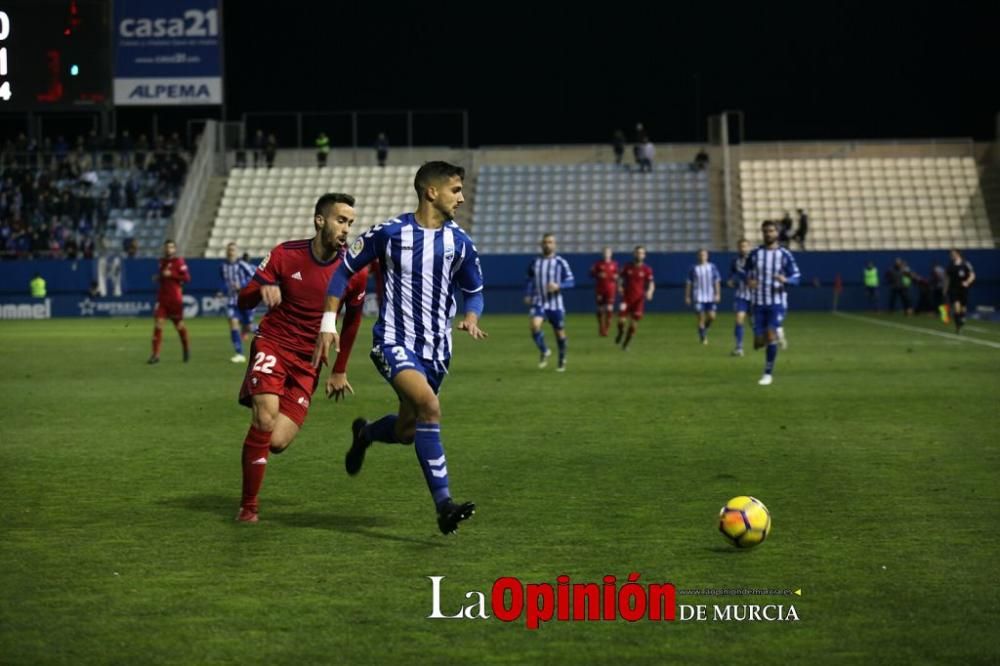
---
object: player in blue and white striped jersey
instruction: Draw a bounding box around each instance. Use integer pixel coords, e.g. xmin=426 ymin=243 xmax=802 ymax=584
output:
xmin=525 ymin=233 xmax=575 ymax=371
xmin=685 ymin=249 xmax=721 ymax=345
xmin=219 ymin=242 xmax=258 ymax=363
xmin=314 ymin=161 xmax=485 ymax=535
xmin=727 ymin=238 xmax=752 ymax=356
xmin=746 ymin=221 xmax=801 ymax=385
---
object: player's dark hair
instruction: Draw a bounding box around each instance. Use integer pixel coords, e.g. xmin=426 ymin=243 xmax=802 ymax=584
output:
xmin=737 ymin=237 xmax=748 ymax=244
xmin=634 ymin=245 xmax=645 ymax=252
xmin=164 ymin=239 xmax=175 ymax=245
xmin=950 ymin=247 xmax=962 ymax=257
xmin=761 ymin=220 xmax=777 ymax=231
xmin=543 ymin=233 xmax=555 ymax=240
xmin=414 ymin=161 xmax=465 ymax=198
xmin=315 ymin=192 xmax=355 ymax=218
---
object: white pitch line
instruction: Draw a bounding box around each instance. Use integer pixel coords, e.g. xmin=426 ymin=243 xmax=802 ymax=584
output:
xmin=833 ymin=312 xmax=1000 ymax=350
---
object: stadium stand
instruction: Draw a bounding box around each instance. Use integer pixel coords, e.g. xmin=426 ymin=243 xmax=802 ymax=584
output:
xmin=472 ymin=162 xmax=711 ymax=254
xmin=206 ymin=165 xmax=417 ymax=258
xmin=739 ymin=157 xmax=993 ymax=250
xmin=1 ymin=148 xmax=185 ymax=259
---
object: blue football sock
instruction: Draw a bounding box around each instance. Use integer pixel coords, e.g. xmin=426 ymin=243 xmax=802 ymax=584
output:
xmin=735 ymin=323 xmax=744 ymax=348
xmin=364 ymin=414 xmax=399 ymax=444
xmin=557 ymin=336 xmax=567 ymax=364
xmin=414 ymin=422 xmax=450 ymax=508
xmin=698 ymin=326 xmax=706 ymax=341
xmin=230 ymin=329 xmax=243 ymax=354
xmin=705 ymin=318 xmax=713 ymax=330
xmin=532 ymin=330 xmax=547 ymax=353
xmin=765 ymin=342 xmax=778 ymax=374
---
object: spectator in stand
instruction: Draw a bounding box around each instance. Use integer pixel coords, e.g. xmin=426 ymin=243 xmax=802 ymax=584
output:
xmin=612 ymin=129 xmax=626 ymax=166
xmin=691 ymin=147 xmax=709 ymax=172
xmin=252 ymin=129 xmax=265 ymax=168
xmin=316 ymin=131 xmax=330 ymax=168
xmin=637 ymin=134 xmax=654 ymax=173
xmin=779 ymin=211 xmax=793 ymax=246
xmin=375 ymin=132 xmax=389 ymax=167
xmin=792 ymin=208 xmax=809 ymax=250
xmin=265 ymin=134 xmax=277 ymax=169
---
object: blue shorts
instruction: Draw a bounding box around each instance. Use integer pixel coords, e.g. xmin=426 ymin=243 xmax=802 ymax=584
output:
xmin=734 ymin=297 xmax=751 ymax=314
xmin=227 ymin=304 xmax=255 ymax=327
xmin=752 ymin=305 xmax=786 ymax=336
xmin=695 ymin=302 xmax=717 ymax=313
xmin=530 ymin=305 xmax=566 ymax=330
xmin=370 ymin=344 xmax=450 ymax=395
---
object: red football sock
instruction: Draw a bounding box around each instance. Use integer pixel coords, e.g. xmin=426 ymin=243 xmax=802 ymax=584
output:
xmin=596 ymin=311 xmax=603 ymax=334
xmin=152 ymin=328 xmax=163 ymax=356
xmin=178 ymin=326 xmax=190 ymax=352
xmin=241 ymin=426 xmax=271 ymax=511
xmin=624 ymin=324 xmax=637 ymax=346
xmin=603 ymin=311 xmax=612 ymax=335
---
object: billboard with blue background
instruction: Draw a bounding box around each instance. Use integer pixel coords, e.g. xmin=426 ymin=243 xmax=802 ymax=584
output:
xmin=113 ymin=0 xmax=222 ymax=106
xmin=0 ymin=250 xmax=996 ymax=319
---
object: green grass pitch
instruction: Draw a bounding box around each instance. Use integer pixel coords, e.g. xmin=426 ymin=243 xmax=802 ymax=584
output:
xmin=1 ymin=313 xmax=998 ymax=664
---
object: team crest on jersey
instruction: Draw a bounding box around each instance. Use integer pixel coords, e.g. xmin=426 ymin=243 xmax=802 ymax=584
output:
xmin=350 ymin=237 xmax=364 ymax=258
xmin=444 ymin=237 xmax=456 ymax=263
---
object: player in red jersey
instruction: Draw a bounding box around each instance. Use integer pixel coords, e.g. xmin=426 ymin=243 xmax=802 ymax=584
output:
xmin=148 ymin=240 xmax=191 ymax=364
xmin=615 ymin=245 xmax=655 ymax=350
xmin=235 ymin=193 xmax=369 ymax=523
xmin=590 ymin=246 xmax=618 ymax=336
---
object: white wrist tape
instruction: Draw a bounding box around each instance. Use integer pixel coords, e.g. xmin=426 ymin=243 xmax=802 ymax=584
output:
xmin=320 ymin=311 xmax=338 ymax=334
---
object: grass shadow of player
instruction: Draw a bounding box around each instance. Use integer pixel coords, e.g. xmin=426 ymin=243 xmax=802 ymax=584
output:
xmin=162 ymin=493 xmax=249 ymax=519
xmin=272 ymin=510 xmax=447 ymax=548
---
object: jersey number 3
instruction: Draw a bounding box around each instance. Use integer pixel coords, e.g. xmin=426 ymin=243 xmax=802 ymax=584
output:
xmin=253 ymin=352 xmax=277 ymax=374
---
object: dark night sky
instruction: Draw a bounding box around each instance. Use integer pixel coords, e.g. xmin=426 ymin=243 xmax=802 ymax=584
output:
xmin=224 ymin=2 xmax=999 ymax=145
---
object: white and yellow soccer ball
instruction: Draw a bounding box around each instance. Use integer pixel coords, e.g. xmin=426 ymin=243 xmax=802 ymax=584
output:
xmin=718 ymin=496 xmax=771 ymax=548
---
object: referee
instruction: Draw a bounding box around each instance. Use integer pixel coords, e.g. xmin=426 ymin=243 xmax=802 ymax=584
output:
xmin=946 ymin=249 xmax=976 ymax=333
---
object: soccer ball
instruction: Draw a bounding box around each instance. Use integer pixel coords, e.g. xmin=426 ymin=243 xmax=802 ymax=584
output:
xmin=719 ymin=496 xmax=771 ymax=548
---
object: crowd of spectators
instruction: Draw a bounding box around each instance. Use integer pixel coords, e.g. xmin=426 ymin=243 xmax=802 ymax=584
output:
xmin=0 ymin=131 xmax=188 ymax=260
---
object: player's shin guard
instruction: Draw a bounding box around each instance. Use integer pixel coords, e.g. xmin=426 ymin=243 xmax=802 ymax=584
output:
xmin=557 ymin=336 xmax=567 ymax=365
xmin=532 ymin=330 xmax=547 ymax=353
xmin=152 ymin=328 xmax=163 ymax=357
xmin=765 ymin=342 xmax=778 ymax=375
xmin=414 ymin=423 xmax=450 ymax=508
xmin=735 ymin=323 xmax=744 ymax=349
xmin=241 ymin=426 xmax=271 ymax=511
xmin=230 ymin=329 xmax=243 ymax=354
xmin=365 ymin=414 xmax=399 ymax=444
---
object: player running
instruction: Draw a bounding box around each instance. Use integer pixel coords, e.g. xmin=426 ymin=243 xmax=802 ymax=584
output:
xmin=616 ymin=245 xmax=655 ymax=350
xmin=728 ymin=238 xmax=752 ymax=356
xmin=685 ymin=249 xmax=721 ymax=345
xmin=235 ymin=193 xmax=369 ymax=523
xmin=313 ymin=161 xmax=487 ymax=535
xmin=526 ymin=233 xmax=575 ymax=371
xmin=148 ymin=239 xmax=191 ymax=364
xmin=747 ymin=220 xmax=801 ymax=385
xmin=590 ymin=246 xmax=618 ymax=337
xmin=219 ymin=242 xmax=257 ymax=363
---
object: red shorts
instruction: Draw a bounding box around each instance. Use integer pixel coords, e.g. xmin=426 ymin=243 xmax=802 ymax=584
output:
xmin=595 ymin=286 xmax=617 ymax=307
xmin=238 ymin=337 xmax=319 ymax=427
xmin=619 ymin=297 xmax=646 ymax=320
xmin=155 ymin=300 xmax=183 ymax=321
